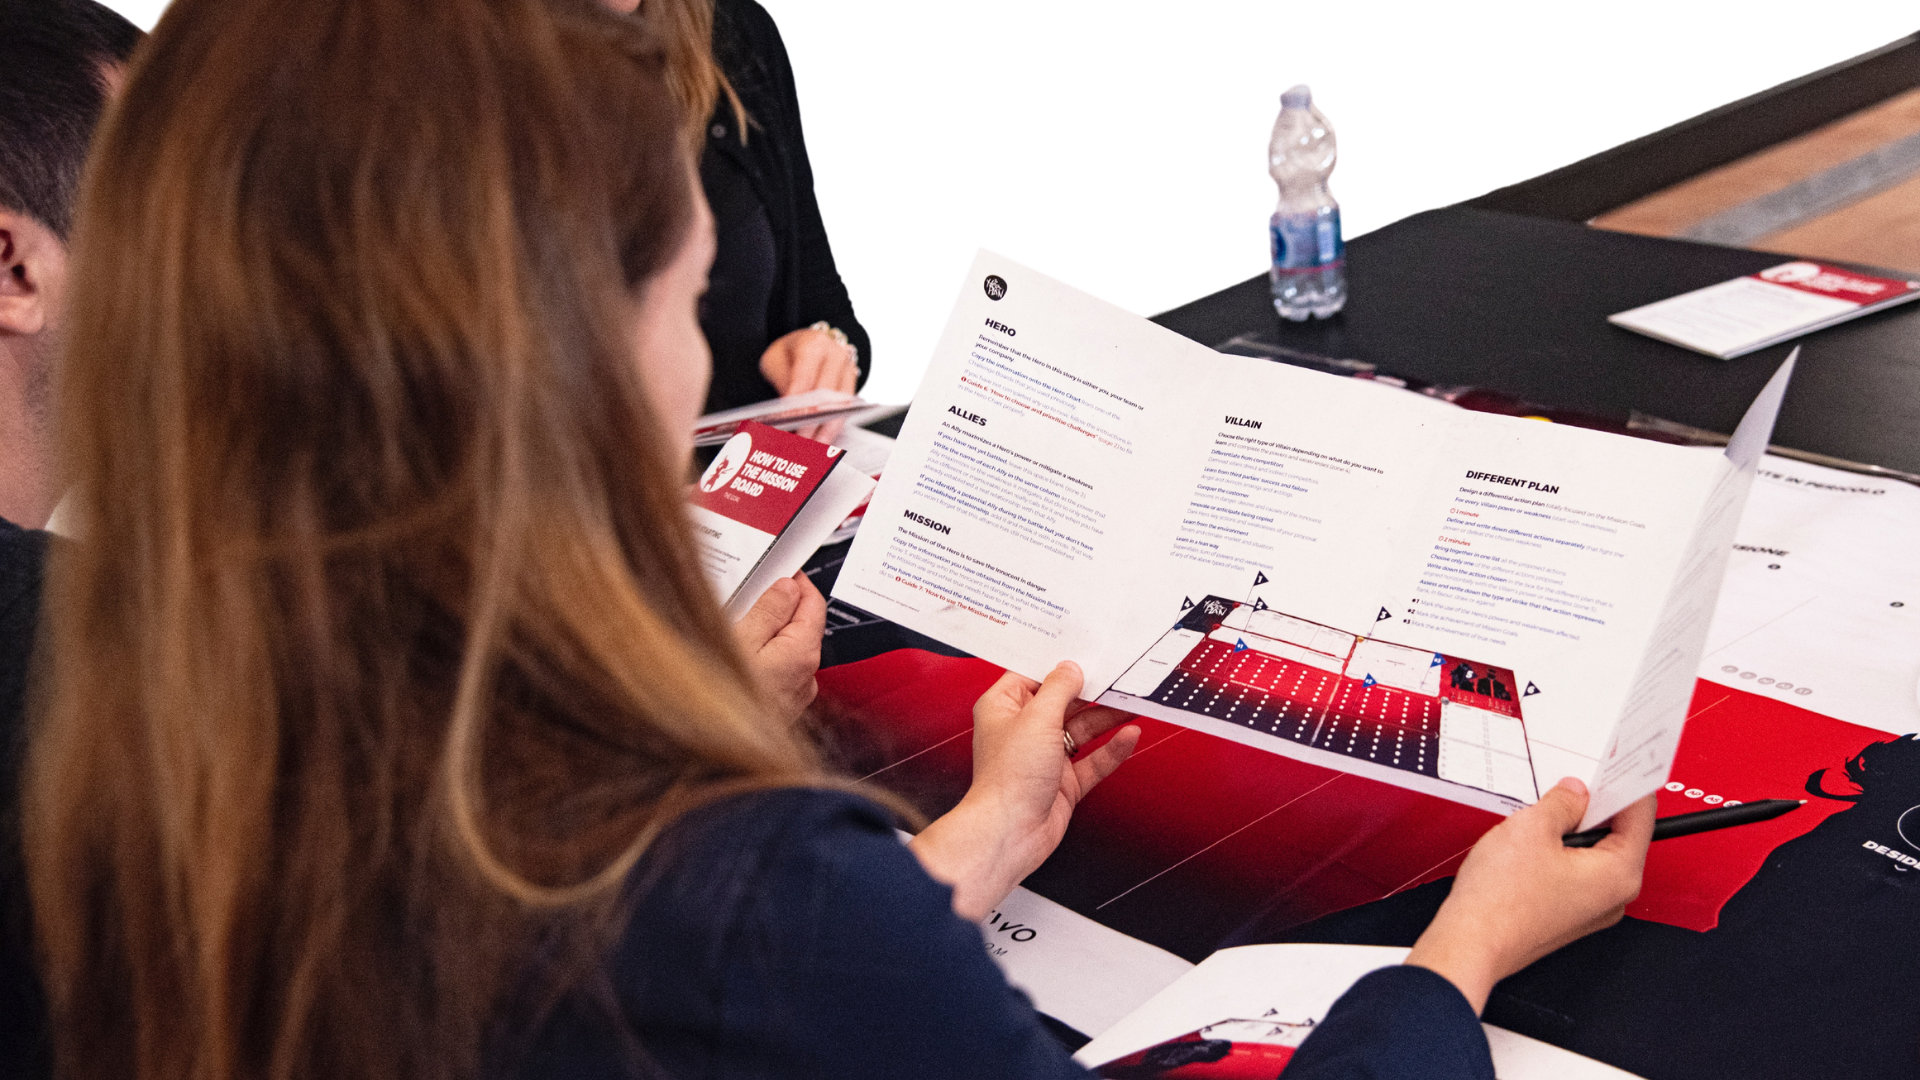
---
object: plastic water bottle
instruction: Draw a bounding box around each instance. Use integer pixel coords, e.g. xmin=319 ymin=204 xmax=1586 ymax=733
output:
xmin=1268 ymin=84 xmax=1345 ymax=320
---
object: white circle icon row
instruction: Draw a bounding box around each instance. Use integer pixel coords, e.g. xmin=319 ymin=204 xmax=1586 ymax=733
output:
xmin=1664 ymin=780 xmax=1740 ymax=807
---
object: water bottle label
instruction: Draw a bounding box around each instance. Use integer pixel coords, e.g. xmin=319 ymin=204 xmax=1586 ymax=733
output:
xmin=1316 ymin=209 xmax=1343 ymax=265
xmin=1270 ymin=209 xmax=1344 ymax=271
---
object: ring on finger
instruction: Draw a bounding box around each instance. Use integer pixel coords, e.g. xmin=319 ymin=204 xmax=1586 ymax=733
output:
xmin=808 ymin=320 xmax=860 ymax=373
xmin=1062 ymin=729 xmax=1078 ymax=757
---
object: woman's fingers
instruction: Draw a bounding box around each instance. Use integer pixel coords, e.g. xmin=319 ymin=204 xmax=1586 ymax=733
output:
xmin=729 ymin=575 xmax=822 ymax=722
xmin=975 ymin=668 xmax=1042 ymax=720
xmin=1595 ymin=794 xmax=1658 ymax=854
xmin=1404 ymin=774 xmax=1656 ymax=1015
xmin=1522 ymin=774 xmax=1590 ymax=837
xmin=759 ymin=327 xmax=858 ymax=398
xmin=772 ymin=572 xmax=827 ymax=646
xmin=1064 ymin=702 xmax=1136 ymax=749
xmin=1026 ymin=661 xmax=1085 ymax=719
xmin=732 ymin=576 xmax=801 ymax=651
xmin=1072 ymin=724 xmax=1141 ymax=795
xmin=757 ymin=338 xmax=794 ymax=392
xmin=787 ymin=338 xmax=827 ymax=394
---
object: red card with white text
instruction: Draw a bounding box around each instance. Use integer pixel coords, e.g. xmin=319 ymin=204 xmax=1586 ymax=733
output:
xmin=1609 ymin=260 xmax=1920 ymax=359
xmin=691 ymin=420 xmax=873 ymax=619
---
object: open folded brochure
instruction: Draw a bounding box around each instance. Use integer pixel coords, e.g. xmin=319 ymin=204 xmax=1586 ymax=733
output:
xmin=834 ymin=252 xmax=1793 ymax=830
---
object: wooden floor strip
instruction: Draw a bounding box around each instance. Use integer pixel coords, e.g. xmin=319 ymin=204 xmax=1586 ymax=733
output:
xmin=1591 ymin=86 xmax=1920 ymax=268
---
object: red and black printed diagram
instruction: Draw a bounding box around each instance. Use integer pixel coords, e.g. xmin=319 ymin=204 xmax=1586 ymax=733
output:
xmin=1093 ymin=1015 xmax=1315 ymax=1078
xmin=1099 ymin=596 xmax=1538 ymax=805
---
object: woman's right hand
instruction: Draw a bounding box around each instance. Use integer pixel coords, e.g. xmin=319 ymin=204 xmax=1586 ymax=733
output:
xmin=909 ymin=663 xmax=1139 ymax=921
xmin=1405 ymin=778 xmax=1655 ymax=1014
xmin=730 ymin=573 xmax=825 ymax=724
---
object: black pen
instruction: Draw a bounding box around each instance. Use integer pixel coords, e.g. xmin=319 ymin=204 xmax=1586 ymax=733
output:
xmin=1562 ymin=798 xmax=1806 ymax=848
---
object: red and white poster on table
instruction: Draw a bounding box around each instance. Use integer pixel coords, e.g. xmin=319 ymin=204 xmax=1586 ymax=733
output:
xmin=1609 ymin=260 xmax=1920 ymax=359
xmin=689 ymin=420 xmax=875 ymax=619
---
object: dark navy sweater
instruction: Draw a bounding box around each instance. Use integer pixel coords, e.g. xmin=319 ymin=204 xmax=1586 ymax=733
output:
xmin=504 ymin=788 xmax=1494 ymax=1080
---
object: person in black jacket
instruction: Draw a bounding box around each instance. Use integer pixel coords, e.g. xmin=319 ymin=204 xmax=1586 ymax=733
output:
xmin=601 ymin=0 xmax=868 ymax=415
xmin=0 ymin=3 xmax=142 ymax=1075
xmin=0 ymin=518 xmax=49 ymax=1079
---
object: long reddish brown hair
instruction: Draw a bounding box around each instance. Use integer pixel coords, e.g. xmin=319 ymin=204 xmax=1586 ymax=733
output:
xmin=23 ymin=1 xmax=824 ymax=1078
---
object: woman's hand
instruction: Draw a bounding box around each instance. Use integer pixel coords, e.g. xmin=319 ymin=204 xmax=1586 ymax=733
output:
xmin=759 ymin=326 xmax=858 ymax=397
xmin=909 ymin=662 xmax=1141 ymax=921
xmin=759 ymin=326 xmax=860 ymax=443
xmin=730 ymin=573 xmax=825 ymax=723
xmin=1405 ymin=778 xmax=1656 ymax=1014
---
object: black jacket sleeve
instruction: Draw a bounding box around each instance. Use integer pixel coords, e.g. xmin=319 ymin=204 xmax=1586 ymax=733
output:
xmin=713 ymin=0 xmax=870 ymax=390
xmin=0 ymin=519 xmax=50 ymax=1079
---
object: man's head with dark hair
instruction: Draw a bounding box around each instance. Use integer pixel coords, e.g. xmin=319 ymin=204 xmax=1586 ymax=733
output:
xmin=0 ymin=0 xmax=142 ymax=529
xmin=0 ymin=0 xmax=143 ymax=239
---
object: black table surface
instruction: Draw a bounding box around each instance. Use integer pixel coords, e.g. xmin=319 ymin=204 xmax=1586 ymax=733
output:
xmin=1152 ymin=206 xmax=1920 ymax=477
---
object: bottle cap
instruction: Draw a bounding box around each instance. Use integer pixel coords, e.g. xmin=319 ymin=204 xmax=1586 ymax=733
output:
xmin=1281 ymin=84 xmax=1312 ymax=108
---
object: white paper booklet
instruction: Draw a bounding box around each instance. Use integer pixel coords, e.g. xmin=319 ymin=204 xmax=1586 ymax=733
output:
xmin=981 ymin=885 xmax=1195 ymax=1040
xmin=833 ymin=252 xmax=1793 ymax=828
xmin=1072 ymin=943 xmax=1643 ymax=1078
xmin=1608 ymin=260 xmax=1920 ymax=359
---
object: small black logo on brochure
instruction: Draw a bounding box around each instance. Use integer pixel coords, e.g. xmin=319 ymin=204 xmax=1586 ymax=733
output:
xmin=984 ymin=274 xmax=1008 ymax=301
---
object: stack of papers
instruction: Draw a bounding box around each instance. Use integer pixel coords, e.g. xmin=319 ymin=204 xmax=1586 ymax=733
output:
xmin=691 ymin=389 xmax=874 ymax=447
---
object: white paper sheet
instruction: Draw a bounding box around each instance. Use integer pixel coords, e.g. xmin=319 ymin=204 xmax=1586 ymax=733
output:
xmin=979 ymin=885 xmax=1194 ymax=1040
xmin=1583 ymin=353 xmax=1793 ymax=828
xmin=1698 ymin=452 xmax=1920 ymax=735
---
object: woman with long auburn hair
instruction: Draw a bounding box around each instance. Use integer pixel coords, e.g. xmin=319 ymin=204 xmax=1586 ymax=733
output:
xmin=22 ymin=0 xmax=1134 ymax=1075
xmin=23 ymin=0 xmax=1655 ymax=1077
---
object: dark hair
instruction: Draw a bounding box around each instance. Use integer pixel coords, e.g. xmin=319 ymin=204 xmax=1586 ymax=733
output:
xmin=0 ymin=0 xmax=143 ymax=238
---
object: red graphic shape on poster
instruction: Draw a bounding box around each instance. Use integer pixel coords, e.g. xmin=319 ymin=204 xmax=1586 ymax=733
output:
xmin=817 ymin=650 xmax=1894 ymax=953
xmin=1628 ymin=682 xmax=1875 ymax=930
xmin=693 ymin=420 xmax=840 ymax=535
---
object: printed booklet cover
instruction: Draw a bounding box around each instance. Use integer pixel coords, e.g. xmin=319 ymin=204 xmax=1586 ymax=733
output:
xmin=832 ymin=251 xmax=1794 ymax=829
xmin=1608 ymin=259 xmax=1920 ymax=359
xmin=690 ymin=420 xmax=875 ymax=619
